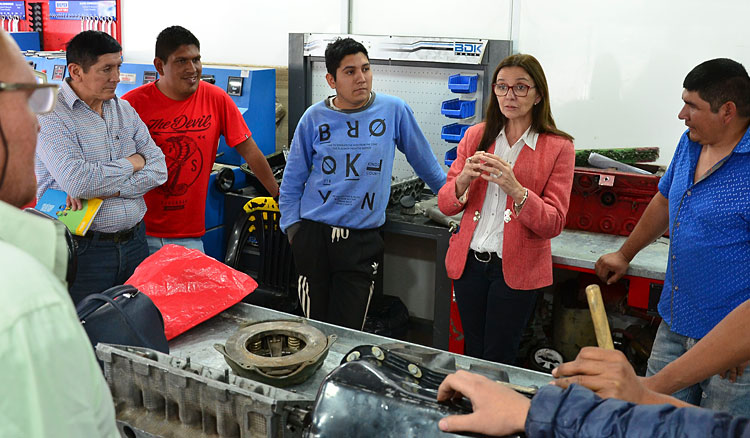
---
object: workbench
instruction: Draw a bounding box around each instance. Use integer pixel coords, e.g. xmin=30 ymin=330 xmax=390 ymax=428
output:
xmin=383 ymin=207 xmax=453 ymax=349
xmin=99 ymin=303 xmax=549 ymax=437
xmin=169 ymin=304 xmax=550 ymax=393
xmin=383 ymin=197 xmax=669 ymax=351
xmin=551 ymin=229 xmax=668 ymax=311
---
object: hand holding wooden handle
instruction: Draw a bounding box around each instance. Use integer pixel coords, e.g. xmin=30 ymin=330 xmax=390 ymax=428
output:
xmin=585 ymin=284 xmax=614 ymax=350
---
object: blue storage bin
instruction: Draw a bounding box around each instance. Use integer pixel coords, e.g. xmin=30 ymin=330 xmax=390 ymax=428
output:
xmin=448 ymin=74 xmax=478 ymax=93
xmin=444 ymin=147 xmax=457 ymax=166
xmin=441 ymin=123 xmax=470 ymax=143
xmin=441 ymin=98 xmax=476 ymax=119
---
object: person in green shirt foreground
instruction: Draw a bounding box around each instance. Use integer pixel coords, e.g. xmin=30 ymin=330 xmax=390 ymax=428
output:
xmin=0 ymin=29 xmax=118 ymax=437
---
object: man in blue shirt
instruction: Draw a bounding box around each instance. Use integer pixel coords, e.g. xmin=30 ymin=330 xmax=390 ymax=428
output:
xmin=596 ymin=58 xmax=750 ymax=416
xmin=279 ymin=37 xmax=446 ymax=330
xmin=35 ymin=31 xmax=167 ymax=305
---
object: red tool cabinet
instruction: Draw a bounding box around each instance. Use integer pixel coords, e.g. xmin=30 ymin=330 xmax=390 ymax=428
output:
xmin=566 ymin=167 xmax=662 ymax=236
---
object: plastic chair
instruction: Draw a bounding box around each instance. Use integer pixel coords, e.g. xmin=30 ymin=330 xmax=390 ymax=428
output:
xmin=225 ymin=197 xmax=299 ymax=314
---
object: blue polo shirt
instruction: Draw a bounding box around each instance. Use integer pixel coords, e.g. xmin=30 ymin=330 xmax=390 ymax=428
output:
xmin=658 ymin=126 xmax=750 ymax=339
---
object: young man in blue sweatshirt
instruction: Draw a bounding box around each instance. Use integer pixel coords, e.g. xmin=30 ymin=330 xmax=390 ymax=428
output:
xmin=279 ymin=37 xmax=446 ymax=330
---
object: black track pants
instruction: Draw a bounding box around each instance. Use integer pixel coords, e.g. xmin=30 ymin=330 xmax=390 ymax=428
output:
xmin=290 ymin=220 xmax=384 ymax=330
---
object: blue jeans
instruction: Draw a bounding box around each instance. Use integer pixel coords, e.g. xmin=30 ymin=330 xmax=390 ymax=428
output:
xmin=146 ymin=235 xmax=205 ymax=255
xmin=647 ymin=320 xmax=750 ymax=416
xmin=69 ymin=221 xmax=149 ymax=306
xmin=453 ymin=251 xmax=539 ymax=365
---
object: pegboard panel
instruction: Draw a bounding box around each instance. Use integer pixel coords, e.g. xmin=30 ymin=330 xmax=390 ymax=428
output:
xmin=311 ymin=61 xmax=485 ymax=183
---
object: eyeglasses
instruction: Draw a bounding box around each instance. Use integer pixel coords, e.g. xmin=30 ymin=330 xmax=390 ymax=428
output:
xmin=0 ymin=82 xmax=60 ymax=114
xmin=493 ymin=83 xmax=535 ymax=97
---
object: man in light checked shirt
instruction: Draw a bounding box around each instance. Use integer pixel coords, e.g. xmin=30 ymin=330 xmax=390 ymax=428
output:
xmin=35 ymin=31 xmax=167 ymax=305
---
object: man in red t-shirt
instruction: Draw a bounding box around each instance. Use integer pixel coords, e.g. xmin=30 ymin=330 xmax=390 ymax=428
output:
xmin=123 ymin=25 xmax=278 ymax=253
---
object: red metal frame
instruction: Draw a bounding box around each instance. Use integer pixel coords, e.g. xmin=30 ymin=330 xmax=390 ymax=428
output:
xmin=552 ymin=263 xmax=663 ymax=310
xmin=448 ymin=280 xmax=465 ymax=354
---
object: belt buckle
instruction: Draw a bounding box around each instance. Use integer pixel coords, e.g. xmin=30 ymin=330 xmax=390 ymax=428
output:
xmin=113 ymin=224 xmax=137 ymax=243
xmin=473 ymin=250 xmax=492 ymax=263
xmin=113 ymin=231 xmax=130 ymax=244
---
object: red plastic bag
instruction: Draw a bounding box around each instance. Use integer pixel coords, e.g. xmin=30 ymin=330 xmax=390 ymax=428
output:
xmin=126 ymin=244 xmax=257 ymax=340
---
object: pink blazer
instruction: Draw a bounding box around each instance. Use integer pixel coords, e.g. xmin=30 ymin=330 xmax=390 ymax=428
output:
xmin=438 ymin=123 xmax=575 ymax=290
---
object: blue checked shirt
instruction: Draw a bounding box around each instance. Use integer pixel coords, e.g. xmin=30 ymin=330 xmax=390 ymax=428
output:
xmin=658 ymin=127 xmax=750 ymax=339
xmin=35 ymin=80 xmax=167 ymax=233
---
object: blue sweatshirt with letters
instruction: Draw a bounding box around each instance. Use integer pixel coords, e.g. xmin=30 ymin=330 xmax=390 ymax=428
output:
xmin=279 ymin=93 xmax=446 ymax=232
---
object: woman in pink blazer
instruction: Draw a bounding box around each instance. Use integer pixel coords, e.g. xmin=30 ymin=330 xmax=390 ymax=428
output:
xmin=438 ymin=54 xmax=574 ymax=364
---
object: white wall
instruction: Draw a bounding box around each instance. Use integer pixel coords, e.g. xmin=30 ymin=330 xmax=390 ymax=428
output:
xmin=351 ymin=0 xmax=513 ymax=40
xmin=518 ymin=0 xmax=750 ymax=164
xmin=120 ymin=0 xmax=342 ymax=66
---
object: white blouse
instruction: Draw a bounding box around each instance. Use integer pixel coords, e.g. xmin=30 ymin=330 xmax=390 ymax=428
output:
xmin=469 ymin=126 xmax=538 ymax=257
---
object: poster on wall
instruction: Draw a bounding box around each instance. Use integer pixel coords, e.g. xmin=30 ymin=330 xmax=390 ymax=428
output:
xmin=49 ymin=1 xmax=116 ymax=19
xmin=0 ymin=2 xmax=25 ymax=18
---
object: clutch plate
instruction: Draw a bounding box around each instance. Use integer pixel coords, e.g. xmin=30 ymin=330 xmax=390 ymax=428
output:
xmin=214 ymin=320 xmax=336 ymax=387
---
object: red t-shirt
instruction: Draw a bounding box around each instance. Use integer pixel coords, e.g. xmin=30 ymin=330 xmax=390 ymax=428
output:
xmin=123 ymin=81 xmax=251 ymax=238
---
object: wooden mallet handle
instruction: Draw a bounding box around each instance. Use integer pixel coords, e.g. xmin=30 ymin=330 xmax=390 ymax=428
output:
xmin=585 ymin=284 xmax=614 ymax=350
